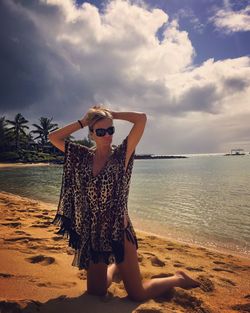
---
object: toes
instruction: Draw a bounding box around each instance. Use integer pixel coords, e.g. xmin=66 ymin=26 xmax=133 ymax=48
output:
xmin=175 ymin=270 xmax=201 ymax=289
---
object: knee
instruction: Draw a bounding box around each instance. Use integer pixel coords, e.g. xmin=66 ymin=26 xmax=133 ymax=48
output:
xmin=127 ymin=290 xmax=146 ymax=302
xmin=87 ymin=287 xmax=107 ymax=297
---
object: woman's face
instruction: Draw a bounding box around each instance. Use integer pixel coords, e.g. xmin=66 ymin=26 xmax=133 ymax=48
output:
xmin=90 ymin=117 xmax=114 ymax=147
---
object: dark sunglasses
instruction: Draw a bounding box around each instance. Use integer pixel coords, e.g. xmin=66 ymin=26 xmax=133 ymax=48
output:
xmin=92 ymin=126 xmax=115 ymax=137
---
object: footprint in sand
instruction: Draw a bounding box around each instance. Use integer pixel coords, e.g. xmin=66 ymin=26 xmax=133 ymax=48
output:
xmin=1 ymin=222 xmax=22 ymax=228
xmin=185 ymin=266 xmax=204 ymax=272
xmin=196 ymin=275 xmax=215 ymax=292
xmin=27 ymin=209 xmax=36 ymax=212
xmin=25 ymin=254 xmax=56 ymax=265
xmin=173 ymin=290 xmax=212 ymax=312
xmin=34 ymin=215 xmax=52 ymax=222
xmin=34 ymin=214 xmax=47 ymax=218
xmin=218 ymin=277 xmax=236 ymax=286
xmin=4 ymin=236 xmax=44 ymax=243
xmin=231 ymin=303 xmax=250 ymax=312
xmin=5 ymin=217 xmax=21 ymax=221
xmin=14 ymin=230 xmax=30 ymax=235
xmin=175 ymin=247 xmax=187 ymax=253
xmin=227 ymin=263 xmax=246 ymax=271
xmin=143 ymin=252 xmax=155 ymax=257
xmin=212 ymin=267 xmax=234 ymax=273
xmin=173 ymin=262 xmax=185 ymax=268
xmin=213 ymin=260 xmax=226 ymax=265
xmin=31 ymin=222 xmax=51 ymax=228
xmin=51 ymin=236 xmax=63 ymax=241
xmin=150 ymin=256 xmax=165 ymax=267
xmin=151 ymin=273 xmax=173 ymax=279
xmin=0 ymin=273 xmax=14 ymax=278
xmin=36 ymin=281 xmax=77 ymax=289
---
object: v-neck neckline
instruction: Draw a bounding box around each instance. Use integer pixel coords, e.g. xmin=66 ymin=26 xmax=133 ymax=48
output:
xmin=89 ymin=147 xmax=115 ymax=179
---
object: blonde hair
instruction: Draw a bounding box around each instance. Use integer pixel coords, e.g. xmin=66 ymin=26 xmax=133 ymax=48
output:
xmin=87 ymin=105 xmax=113 ymax=132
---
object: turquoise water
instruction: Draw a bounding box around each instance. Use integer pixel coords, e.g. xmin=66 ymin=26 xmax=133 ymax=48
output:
xmin=1 ymin=155 xmax=250 ymax=257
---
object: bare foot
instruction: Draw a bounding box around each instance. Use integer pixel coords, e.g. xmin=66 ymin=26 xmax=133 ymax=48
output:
xmin=175 ymin=270 xmax=200 ymax=289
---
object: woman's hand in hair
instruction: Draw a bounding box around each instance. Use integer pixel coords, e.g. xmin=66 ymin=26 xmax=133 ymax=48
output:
xmin=80 ymin=108 xmax=94 ymax=127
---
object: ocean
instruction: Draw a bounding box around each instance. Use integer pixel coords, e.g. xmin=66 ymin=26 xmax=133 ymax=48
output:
xmin=1 ymin=154 xmax=249 ymax=257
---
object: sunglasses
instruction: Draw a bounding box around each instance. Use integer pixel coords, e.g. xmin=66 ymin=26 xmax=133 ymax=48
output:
xmin=92 ymin=126 xmax=115 ymax=137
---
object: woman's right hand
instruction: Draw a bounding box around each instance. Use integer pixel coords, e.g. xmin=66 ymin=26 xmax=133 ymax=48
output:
xmin=80 ymin=105 xmax=105 ymax=127
xmin=79 ymin=107 xmax=96 ymax=127
xmin=79 ymin=112 xmax=90 ymax=128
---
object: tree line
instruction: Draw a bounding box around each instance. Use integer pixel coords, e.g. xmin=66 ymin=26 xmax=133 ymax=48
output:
xmin=0 ymin=113 xmax=93 ymax=162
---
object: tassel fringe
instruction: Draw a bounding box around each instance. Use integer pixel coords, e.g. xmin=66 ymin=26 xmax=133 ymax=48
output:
xmin=52 ymin=214 xmax=81 ymax=250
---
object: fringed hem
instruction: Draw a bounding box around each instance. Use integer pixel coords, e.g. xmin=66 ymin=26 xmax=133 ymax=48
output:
xmin=71 ymin=240 xmax=126 ymax=271
xmin=71 ymin=243 xmax=117 ymax=270
xmin=52 ymin=213 xmax=81 ymax=250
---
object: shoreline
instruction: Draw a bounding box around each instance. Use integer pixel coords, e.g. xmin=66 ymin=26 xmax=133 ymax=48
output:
xmin=0 ymin=190 xmax=249 ymax=312
xmin=0 ymin=162 xmax=51 ymax=168
xmin=0 ymin=188 xmax=248 ymax=260
xmin=135 ymin=228 xmax=250 ymax=261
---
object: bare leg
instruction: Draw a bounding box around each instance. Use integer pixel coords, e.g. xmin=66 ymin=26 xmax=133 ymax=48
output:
xmin=86 ymin=261 xmax=108 ymax=296
xmin=142 ymin=270 xmax=200 ymax=300
xmin=117 ymin=234 xmax=200 ymax=302
xmin=107 ymin=262 xmax=120 ymax=288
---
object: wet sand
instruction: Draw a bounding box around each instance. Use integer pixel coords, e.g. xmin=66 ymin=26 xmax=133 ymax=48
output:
xmin=0 ymin=190 xmax=249 ymax=313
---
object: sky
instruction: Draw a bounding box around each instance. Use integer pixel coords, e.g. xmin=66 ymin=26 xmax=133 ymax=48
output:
xmin=0 ymin=0 xmax=250 ymax=154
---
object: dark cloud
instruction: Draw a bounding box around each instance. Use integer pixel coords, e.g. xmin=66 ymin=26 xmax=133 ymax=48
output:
xmin=0 ymin=0 xmax=52 ymax=110
xmin=0 ymin=0 xmax=96 ymax=118
xmin=167 ymin=84 xmax=220 ymax=116
xmin=223 ymin=77 xmax=249 ymax=93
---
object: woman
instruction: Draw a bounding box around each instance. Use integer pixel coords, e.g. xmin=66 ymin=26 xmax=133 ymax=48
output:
xmin=49 ymin=105 xmax=200 ymax=302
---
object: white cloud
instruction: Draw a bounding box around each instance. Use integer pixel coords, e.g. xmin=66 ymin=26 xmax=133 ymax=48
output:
xmin=1 ymin=0 xmax=250 ymax=153
xmin=210 ymin=5 xmax=250 ymax=33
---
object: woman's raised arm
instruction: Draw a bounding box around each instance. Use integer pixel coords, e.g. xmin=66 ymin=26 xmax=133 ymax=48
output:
xmin=48 ymin=112 xmax=90 ymax=153
xmin=110 ymin=111 xmax=147 ymax=170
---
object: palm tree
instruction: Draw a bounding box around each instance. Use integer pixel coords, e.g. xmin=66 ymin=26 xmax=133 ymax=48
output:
xmin=0 ymin=116 xmax=11 ymax=151
xmin=5 ymin=113 xmax=29 ymax=150
xmin=0 ymin=117 xmax=7 ymax=141
xmin=31 ymin=117 xmax=58 ymax=146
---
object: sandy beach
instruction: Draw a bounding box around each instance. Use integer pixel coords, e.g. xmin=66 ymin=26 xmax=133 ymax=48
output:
xmin=0 ymin=163 xmax=51 ymax=168
xmin=0 ymin=190 xmax=249 ymax=313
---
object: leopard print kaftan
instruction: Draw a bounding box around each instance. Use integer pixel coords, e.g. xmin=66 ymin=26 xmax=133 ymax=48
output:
xmin=52 ymin=135 xmax=138 ymax=270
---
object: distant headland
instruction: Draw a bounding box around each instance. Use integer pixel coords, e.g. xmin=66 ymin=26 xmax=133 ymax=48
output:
xmin=135 ymin=154 xmax=187 ymax=159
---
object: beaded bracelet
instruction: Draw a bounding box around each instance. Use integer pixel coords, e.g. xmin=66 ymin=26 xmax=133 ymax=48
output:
xmin=77 ymin=120 xmax=83 ymax=128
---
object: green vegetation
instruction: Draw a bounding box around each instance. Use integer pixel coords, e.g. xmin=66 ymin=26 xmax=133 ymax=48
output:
xmin=0 ymin=113 xmax=93 ymax=164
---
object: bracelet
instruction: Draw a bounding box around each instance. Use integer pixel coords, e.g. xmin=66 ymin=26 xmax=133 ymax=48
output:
xmin=77 ymin=120 xmax=83 ymax=128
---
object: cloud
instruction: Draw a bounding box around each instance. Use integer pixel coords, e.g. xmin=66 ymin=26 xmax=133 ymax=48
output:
xmin=210 ymin=5 xmax=250 ymax=33
xmin=0 ymin=0 xmax=249 ymax=153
